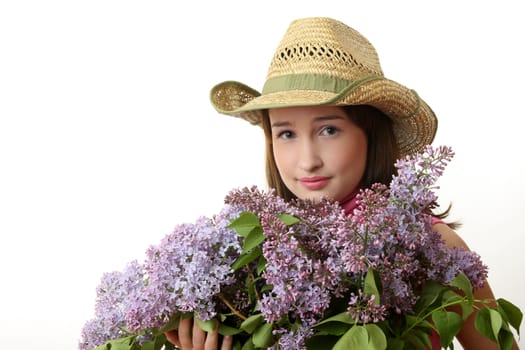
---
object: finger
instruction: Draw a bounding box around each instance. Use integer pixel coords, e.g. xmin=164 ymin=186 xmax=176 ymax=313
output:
xmin=204 ymin=322 xmax=219 ymax=350
xmin=164 ymin=330 xmax=181 ymax=348
xmin=192 ymin=319 xmax=207 ymax=350
xmin=221 ymin=335 xmax=233 ymax=350
xmin=178 ymin=317 xmax=193 ymax=349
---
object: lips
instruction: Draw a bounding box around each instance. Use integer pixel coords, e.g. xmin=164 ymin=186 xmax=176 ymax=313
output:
xmin=299 ymin=176 xmax=330 ymax=190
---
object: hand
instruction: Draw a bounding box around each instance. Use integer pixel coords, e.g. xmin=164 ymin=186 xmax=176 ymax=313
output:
xmin=165 ymin=317 xmax=233 ymax=350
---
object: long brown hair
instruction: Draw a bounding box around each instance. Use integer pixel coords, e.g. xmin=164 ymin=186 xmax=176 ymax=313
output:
xmin=262 ymin=105 xmax=399 ymax=201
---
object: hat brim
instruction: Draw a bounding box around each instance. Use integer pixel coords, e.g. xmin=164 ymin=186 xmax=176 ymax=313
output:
xmin=210 ymin=77 xmax=437 ymax=156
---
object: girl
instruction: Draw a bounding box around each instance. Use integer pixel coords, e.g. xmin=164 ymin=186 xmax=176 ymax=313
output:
xmin=167 ymin=17 xmax=518 ymax=350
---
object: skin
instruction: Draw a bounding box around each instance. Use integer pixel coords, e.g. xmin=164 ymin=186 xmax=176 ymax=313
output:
xmin=165 ymin=317 xmax=233 ymax=350
xmin=269 ymin=105 xmax=368 ymax=202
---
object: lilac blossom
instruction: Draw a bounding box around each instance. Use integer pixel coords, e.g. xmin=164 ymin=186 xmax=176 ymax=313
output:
xmin=125 ymin=205 xmax=243 ymax=332
xmin=226 ymin=189 xmax=349 ymax=326
xmin=270 ymin=325 xmax=313 ymax=350
xmin=79 ymin=205 xmax=243 ymax=349
xmin=225 ymin=146 xmax=487 ymax=336
xmin=347 ymin=290 xmax=388 ymax=324
xmin=80 ymin=145 xmax=491 ymax=349
xmin=339 ymin=145 xmax=487 ymax=318
xmin=79 ymin=260 xmax=145 ymax=350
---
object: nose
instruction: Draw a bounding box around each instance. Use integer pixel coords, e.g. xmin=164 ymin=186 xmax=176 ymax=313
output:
xmin=298 ymin=138 xmax=323 ymax=172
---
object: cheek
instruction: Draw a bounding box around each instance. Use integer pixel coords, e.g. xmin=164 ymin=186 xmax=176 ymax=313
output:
xmin=273 ymin=144 xmax=301 ymax=181
xmin=328 ymin=151 xmax=363 ymax=174
xmin=272 ymin=144 xmax=290 ymax=175
xmin=343 ymin=152 xmax=367 ymax=179
xmin=334 ymin=136 xmax=367 ymax=178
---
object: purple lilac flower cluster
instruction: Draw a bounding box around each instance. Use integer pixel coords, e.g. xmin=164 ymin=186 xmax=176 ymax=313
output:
xmin=125 ymin=205 xmax=243 ymax=332
xmin=79 ymin=205 xmax=244 ymax=350
xmin=80 ymin=145 xmax=489 ymax=350
xmin=339 ymin=145 xmax=487 ymax=321
xmin=225 ymin=189 xmax=348 ymax=326
xmin=79 ymin=261 xmax=145 ymax=350
xmin=225 ymin=145 xmax=487 ymax=348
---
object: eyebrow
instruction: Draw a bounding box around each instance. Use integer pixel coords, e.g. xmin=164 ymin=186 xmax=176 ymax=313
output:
xmin=270 ymin=115 xmax=346 ymax=128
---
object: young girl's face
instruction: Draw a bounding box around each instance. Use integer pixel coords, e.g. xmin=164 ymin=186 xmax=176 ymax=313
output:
xmin=269 ymin=106 xmax=368 ymax=202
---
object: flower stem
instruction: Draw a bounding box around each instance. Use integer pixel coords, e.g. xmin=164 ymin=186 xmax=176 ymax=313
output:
xmin=248 ymin=269 xmax=262 ymax=302
xmin=217 ymin=293 xmax=248 ymax=321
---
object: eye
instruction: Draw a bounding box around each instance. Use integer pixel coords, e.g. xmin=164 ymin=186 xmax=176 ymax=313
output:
xmin=276 ymin=130 xmax=295 ymax=140
xmin=320 ymin=126 xmax=339 ymax=136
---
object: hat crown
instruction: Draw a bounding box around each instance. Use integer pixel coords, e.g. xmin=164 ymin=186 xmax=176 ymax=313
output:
xmin=267 ymin=17 xmax=384 ymax=82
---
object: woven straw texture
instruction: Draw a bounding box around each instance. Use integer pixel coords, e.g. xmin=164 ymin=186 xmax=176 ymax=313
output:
xmin=210 ymin=17 xmax=437 ymax=156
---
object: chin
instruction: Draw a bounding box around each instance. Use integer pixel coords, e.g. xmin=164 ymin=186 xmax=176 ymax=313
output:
xmin=300 ymin=192 xmax=332 ymax=202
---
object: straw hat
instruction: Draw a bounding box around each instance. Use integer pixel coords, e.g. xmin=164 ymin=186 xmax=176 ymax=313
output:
xmin=210 ymin=17 xmax=437 ymax=156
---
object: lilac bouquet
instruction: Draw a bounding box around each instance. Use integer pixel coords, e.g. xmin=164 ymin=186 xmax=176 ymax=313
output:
xmin=79 ymin=146 xmax=522 ymax=350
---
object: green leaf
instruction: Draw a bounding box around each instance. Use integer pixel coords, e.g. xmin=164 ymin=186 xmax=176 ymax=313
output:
xmin=404 ymin=315 xmax=433 ymax=331
xmin=232 ymin=246 xmax=262 ymax=271
xmin=474 ymin=307 xmax=494 ymax=341
xmin=240 ymin=314 xmax=264 ymax=334
xmin=161 ymin=338 xmax=176 ymax=350
xmin=256 ymin=255 xmax=266 ymax=275
xmin=312 ymin=322 xmax=351 ymax=336
xmin=432 ymin=309 xmax=463 ymax=347
xmin=364 ymin=323 xmax=387 ymax=350
xmin=156 ymin=334 xmax=171 ymax=350
xmin=228 ymin=212 xmax=261 ymax=237
xmin=498 ymin=328 xmax=515 ymax=350
xmin=96 ymin=336 xmax=135 ymax=350
xmin=218 ymin=323 xmax=244 ymax=336
xmin=141 ymin=334 xmax=170 ymax=350
xmin=333 ymin=325 xmax=368 ymax=350
xmin=449 ymin=272 xmax=473 ymax=300
xmin=489 ymin=309 xmax=503 ymax=339
xmin=313 ymin=311 xmax=354 ymax=335
xmin=278 ymin=213 xmax=301 ymax=225
xmin=442 ymin=289 xmax=473 ymax=321
xmin=386 ymin=337 xmax=404 ymax=350
xmin=252 ymin=323 xmax=273 ymax=348
xmin=243 ymin=227 xmax=265 ymax=253
xmin=195 ymin=317 xmax=217 ymax=333
xmin=92 ymin=343 xmax=110 ymax=350
xmin=459 ymin=302 xmax=474 ymax=321
xmin=331 ymin=324 xmax=387 ymax=350
xmin=161 ymin=342 xmax=177 ymax=350
xmin=141 ymin=340 xmax=155 ymax=350
xmin=314 ymin=311 xmax=355 ymax=327
xmin=498 ymin=298 xmax=523 ymax=335
xmin=240 ymin=338 xmax=256 ymax=350
xmin=414 ymin=281 xmax=447 ymax=314
xmin=403 ymin=332 xmax=427 ymax=350
xmin=442 ymin=290 xmax=462 ymax=304
xmin=156 ymin=314 xmax=180 ymax=334
xmin=232 ymin=339 xmax=242 ymax=350
xmin=411 ymin=329 xmax=432 ymax=350
xmin=364 ymin=268 xmax=381 ymax=304
xmin=474 ymin=307 xmax=501 ymax=342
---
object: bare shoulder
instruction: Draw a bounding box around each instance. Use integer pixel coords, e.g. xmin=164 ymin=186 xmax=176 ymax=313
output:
xmin=432 ymin=223 xmax=470 ymax=250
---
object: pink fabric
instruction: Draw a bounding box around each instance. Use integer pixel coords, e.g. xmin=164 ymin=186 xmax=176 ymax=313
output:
xmin=339 ymin=188 xmax=360 ymax=215
xmin=340 ymin=189 xmax=442 ymax=349
xmin=431 ymin=216 xmax=444 ymax=225
xmin=429 ymin=329 xmax=441 ymax=349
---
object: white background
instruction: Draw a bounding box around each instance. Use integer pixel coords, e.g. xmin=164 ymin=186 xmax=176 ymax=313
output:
xmin=1 ymin=1 xmax=523 ymax=349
